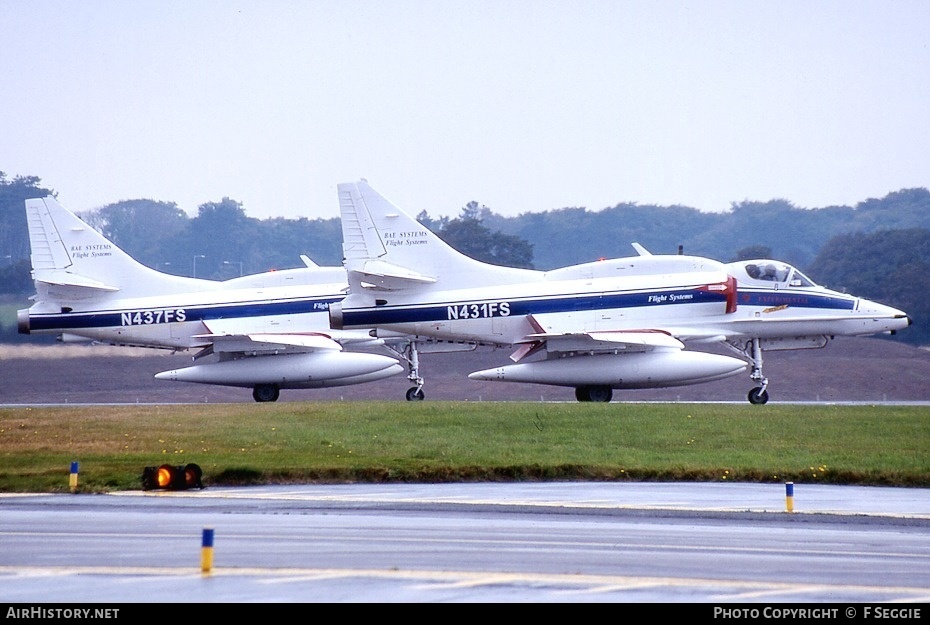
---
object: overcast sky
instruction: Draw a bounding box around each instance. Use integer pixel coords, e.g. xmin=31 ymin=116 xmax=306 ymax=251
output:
xmin=3 ymin=1 xmax=928 ymax=220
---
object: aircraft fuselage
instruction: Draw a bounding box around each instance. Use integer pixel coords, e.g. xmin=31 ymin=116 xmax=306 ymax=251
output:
xmin=334 ymin=270 xmax=734 ymax=346
xmin=20 ymin=281 xmax=344 ymax=350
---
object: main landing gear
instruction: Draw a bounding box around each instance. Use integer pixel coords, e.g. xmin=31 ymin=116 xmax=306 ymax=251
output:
xmin=748 ymin=386 xmax=769 ymax=405
xmin=574 ymin=385 xmax=613 ymax=403
xmin=386 ymin=338 xmax=480 ymax=401
xmin=405 ymin=386 xmax=425 ymax=401
xmin=396 ymin=340 xmax=425 ymax=401
xmin=252 ymin=383 xmax=280 ymax=403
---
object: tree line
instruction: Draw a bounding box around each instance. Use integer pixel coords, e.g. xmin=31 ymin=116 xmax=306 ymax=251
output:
xmin=2 ymin=172 xmax=928 ymax=345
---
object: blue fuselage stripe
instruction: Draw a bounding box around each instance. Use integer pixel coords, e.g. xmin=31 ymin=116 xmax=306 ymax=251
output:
xmin=30 ymin=289 xmax=855 ymax=333
xmin=28 ymin=297 xmax=340 ymax=332
xmin=738 ymin=290 xmax=854 ymax=310
xmin=342 ymin=288 xmax=724 ymax=327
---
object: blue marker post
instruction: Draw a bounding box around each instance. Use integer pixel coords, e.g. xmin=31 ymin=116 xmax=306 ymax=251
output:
xmin=785 ymin=482 xmax=794 ymax=513
xmin=69 ymin=461 xmax=79 ymax=493
xmin=201 ymin=528 xmax=215 ymax=573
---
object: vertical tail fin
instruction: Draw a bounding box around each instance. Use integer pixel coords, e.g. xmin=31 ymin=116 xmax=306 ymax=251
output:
xmin=338 ymin=181 xmax=389 ymax=264
xmin=337 ymin=180 xmax=537 ymax=291
xmin=25 ymin=196 xmax=205 ymax=301
xmin=25 ymin=198 xmax=78 ymax=275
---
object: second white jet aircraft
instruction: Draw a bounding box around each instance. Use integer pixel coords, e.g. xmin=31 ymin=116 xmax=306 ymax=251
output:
xmin=329 ymin=180 xmax=911 ymax=404
xmin=18 ymin=196 xmax=405 ymax=402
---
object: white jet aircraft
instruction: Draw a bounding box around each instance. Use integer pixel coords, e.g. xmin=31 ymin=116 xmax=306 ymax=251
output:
xmin=17 ymin=196 xmax=404 ymax=402
xmin=626 ymin=245 xmax=912 ymax=403
xmin=330 ymin=180 xmax=749 ymax=403
xmin=329 ymin=180 xmax=911 ymax=404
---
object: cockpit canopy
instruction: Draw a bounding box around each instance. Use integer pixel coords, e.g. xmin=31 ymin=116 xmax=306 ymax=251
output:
xmin=728 ymin=260 xmax=816 ymax=288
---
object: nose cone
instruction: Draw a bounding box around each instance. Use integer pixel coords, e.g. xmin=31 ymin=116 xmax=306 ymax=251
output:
xmin=857 ymin=298 xmax=911 ymax=334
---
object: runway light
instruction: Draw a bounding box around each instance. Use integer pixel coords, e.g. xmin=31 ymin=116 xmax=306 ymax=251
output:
xmin=69 ymin=461 xmax=79 ymax=494
xmin=142 ymin=463 xmax=204 ymax=491
xmin=201 ymin=528 xmax=215 ymax=574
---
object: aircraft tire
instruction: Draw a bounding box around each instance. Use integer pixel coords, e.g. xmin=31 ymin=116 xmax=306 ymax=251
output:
xmin=588 ymin=386 xmax=613 ymax=403
xmin=747 ymin=387 xmax=769 ymax=405
xmin=575 ymin=387 xmax=591 ymax=402
xmin=253 ymin=384 xmax=280 ymax=403
xmin=405 ymin=387 xmax=425 ymax=401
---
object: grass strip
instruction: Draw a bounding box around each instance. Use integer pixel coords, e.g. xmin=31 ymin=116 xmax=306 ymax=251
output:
xmin=1 ymin=402 xmax=927 ymax=492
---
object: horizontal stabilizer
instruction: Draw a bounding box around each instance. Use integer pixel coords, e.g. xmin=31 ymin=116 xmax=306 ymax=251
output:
xmin=348 ymin=259 xmax=437 ymax=291
xmin=34 ymin=269 xmax=120 ymax=292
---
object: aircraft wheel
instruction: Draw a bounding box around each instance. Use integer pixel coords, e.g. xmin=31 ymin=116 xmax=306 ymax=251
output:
xmin=405 ymin=387 xmax=425 ymax=401
xmin=747 ymin=387 xmax=769 ymax=405
xmin=588 ymin=386 xmax=613 ymax=403
xmin=575 ymin=387 xmax=591 ymax=402
xmin=253 ymin=384 xmax=280 ymax=403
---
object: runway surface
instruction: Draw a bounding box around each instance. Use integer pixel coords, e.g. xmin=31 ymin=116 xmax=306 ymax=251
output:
xmin=1 ymin=482 xmax=929 ymax=603
xmin=4 ymin=336 xmax=930 ymax=404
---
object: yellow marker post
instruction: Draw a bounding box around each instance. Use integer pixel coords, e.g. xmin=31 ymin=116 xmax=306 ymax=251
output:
xmin=785 ymin=482 xmax=794 ymax=513
xmin=201 ymin=528 xmax=215 ymax=573
xmin=69 ymin=461 xmax=79 ymax=493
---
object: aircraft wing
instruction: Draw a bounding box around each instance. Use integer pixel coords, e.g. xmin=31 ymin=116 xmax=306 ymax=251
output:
xmin=327 ymin=328 xmax=390 ymax=348
xmin=195 ymin=331 xmax=344 ymax=354
xmin=519 ymin=329 xmax=684 ymax=353
xmin=192 ymin=318 xmax=340 ymax=354
xmin=192 ymin=319 xmax=399 ymax=357
xmin=646 ymin=326 xmax=730 ymax=343
xmin=510 ymin=313 xmax=689 ymax=361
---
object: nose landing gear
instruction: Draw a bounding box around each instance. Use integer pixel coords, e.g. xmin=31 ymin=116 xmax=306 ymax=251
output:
xmin=746 ymin=338 xmax=769 ymax=404
xmin=726 ymin=337 xmax=769 ymax=405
